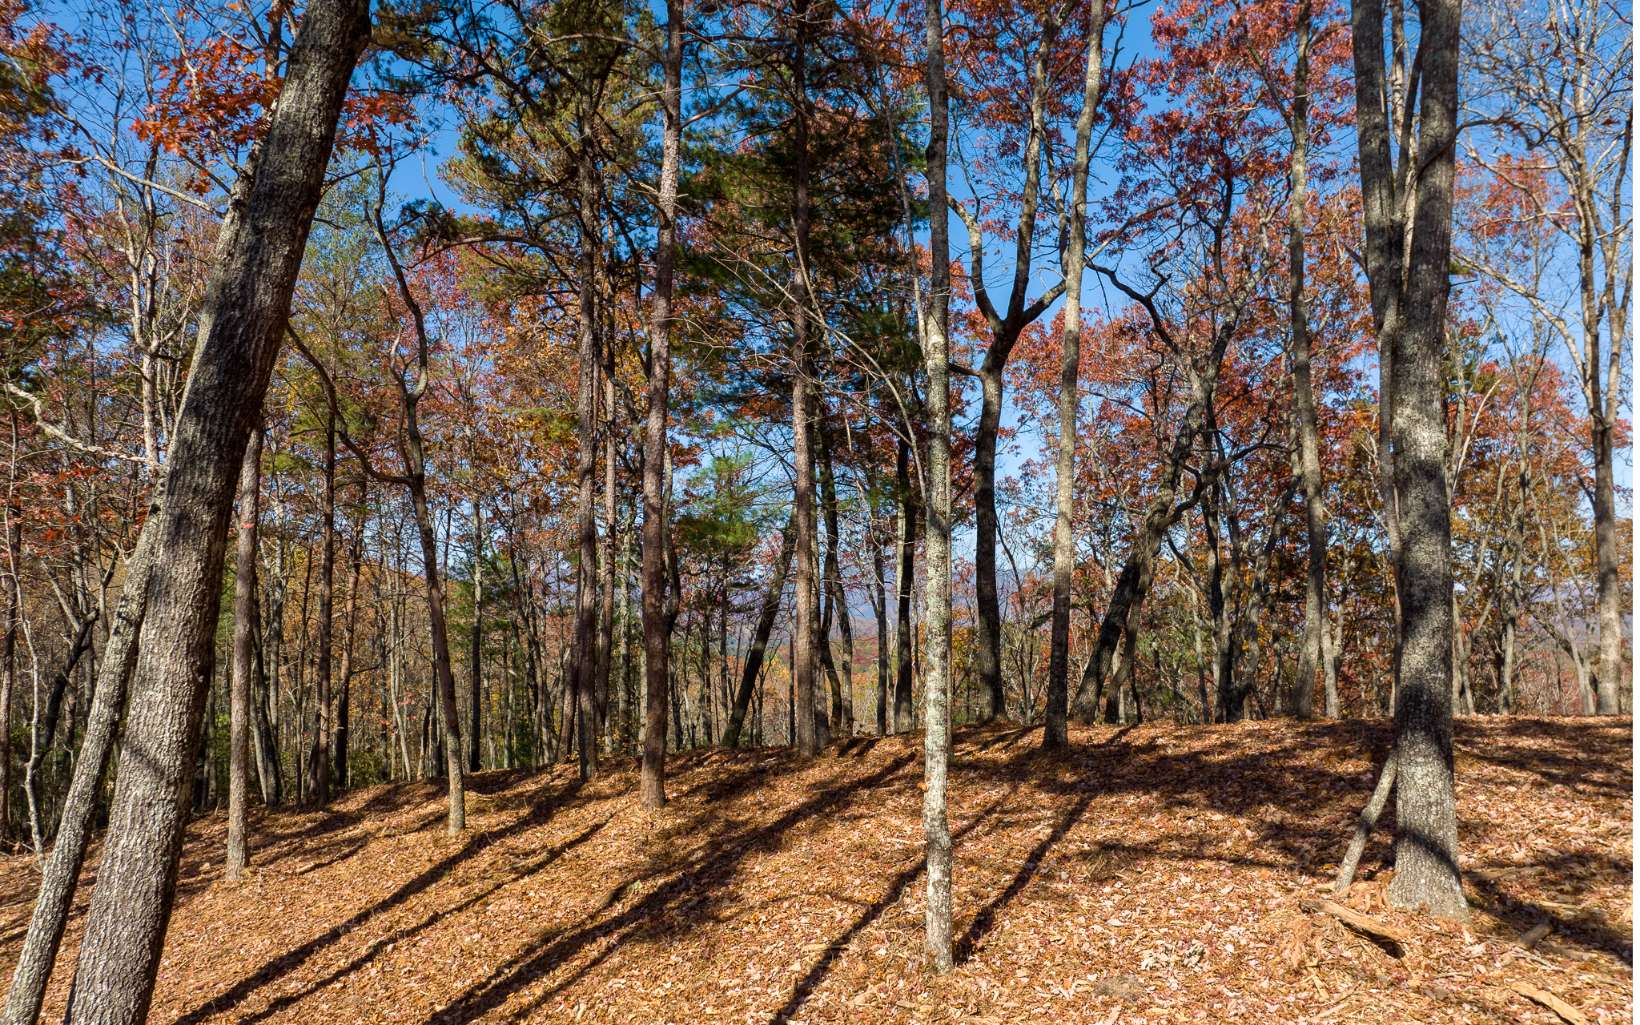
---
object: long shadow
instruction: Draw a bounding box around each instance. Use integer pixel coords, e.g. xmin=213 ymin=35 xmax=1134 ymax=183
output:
xmin=221 ymin=817 xmax=611 ymax=1025
xmin=1465 ymin=849 xmax=1634 ymax=966
xmin=419 ymin=751 xmax=920 ymax=1025
xmin=172 ymin=777 xmax=590 ymax=1025
xmin=765 ymin=786 xmax=1022 ymax=1025
xmin=950 ymin=725 xmax=1137 ymax=963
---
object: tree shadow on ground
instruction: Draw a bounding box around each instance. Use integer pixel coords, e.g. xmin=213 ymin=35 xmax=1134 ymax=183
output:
xmin=171 ymin=778 xmax=592 ymax=1025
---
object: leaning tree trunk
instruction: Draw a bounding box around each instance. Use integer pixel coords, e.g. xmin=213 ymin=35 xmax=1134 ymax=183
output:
xmin=722 ymin=516 xmax=795 ymax=748
xmin=2 ymin=536 xmax=154 ymax=1025
xmin=43 ymin=8 xmax=369 ymax=1021
xmin=226 ymin=426 xmax=263 ymax=881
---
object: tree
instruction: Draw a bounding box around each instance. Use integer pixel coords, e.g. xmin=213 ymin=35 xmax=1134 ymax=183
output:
xmin=1348 ymin=0 xmax=1468 ymax=918
xmin=641 ymin=0 xmax=683 ymax=808
xmin=920 ymin=0 xmax=955 ymax=970
xmin=1463 ymin=0 xmax=1631 ymax=711
xmin=31 ymin=3 xmax=372 ymax=1021
xmin=1043 ymin=0 xmax=1108 ymax=749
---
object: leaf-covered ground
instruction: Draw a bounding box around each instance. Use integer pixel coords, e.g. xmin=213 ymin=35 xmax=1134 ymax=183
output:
xmin=0 ymin=717 xmax=1630 ymax=1024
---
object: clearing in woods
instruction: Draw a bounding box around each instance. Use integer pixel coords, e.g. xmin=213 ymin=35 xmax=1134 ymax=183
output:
xmin=0 ymin=717 xmax=1629 ymax=1024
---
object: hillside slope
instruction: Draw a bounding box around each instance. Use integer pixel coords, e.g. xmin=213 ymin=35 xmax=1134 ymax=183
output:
xmin=0 ymin=718 xmax=1629 ymax=1024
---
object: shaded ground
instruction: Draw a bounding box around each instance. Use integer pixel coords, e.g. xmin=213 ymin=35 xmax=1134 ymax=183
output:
xmin=0 ymin=717 xmax=1629 ymax=1024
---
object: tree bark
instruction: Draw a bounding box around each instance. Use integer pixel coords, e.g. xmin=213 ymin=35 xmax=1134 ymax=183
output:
xmin=55 ymin=5 xmax=368 ymax=1017
xmin=3 ymin=537 xmax=153 ymax=1025
xmin=723 ymin=516 xmax=795 ymax=748
xmin=1286 ymin=0 xmax=1331 ymax=720
xmin=306 ymin=407 xmax=335 ymax=806
xmin=571 ymin=142 xmax=602 ymax=782
xmin=226 ymin=427 xmax=262 ymax=881
xmin=789 ymin=0 xmax=822 ymax=758
xmin=921 ymin=0 xmax=954 ymax=969
xmin=469 ymin=497 xmax=483 ymax=773
xmin=893 ymin=439 xmax=916 ymax=733
xmin=1350 ymin=0 xmax=1467 ymax=919
xmin=640 ymin=0 xmax=682 ymax=809
xmin=1044 ymin=0 xmax=1106 ymax=749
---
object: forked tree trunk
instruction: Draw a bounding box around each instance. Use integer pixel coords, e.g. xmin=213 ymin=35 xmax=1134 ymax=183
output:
xmin=1349 ymin=0 xmax=1467 ymax=919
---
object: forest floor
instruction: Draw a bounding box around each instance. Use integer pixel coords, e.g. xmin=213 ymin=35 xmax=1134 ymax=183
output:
xmin=0 ymin=717 xmax=1629 ymax=1024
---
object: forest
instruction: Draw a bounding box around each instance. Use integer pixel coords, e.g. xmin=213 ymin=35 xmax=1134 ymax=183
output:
xmin=0 ymin=0 xmax=1630 ymax=1020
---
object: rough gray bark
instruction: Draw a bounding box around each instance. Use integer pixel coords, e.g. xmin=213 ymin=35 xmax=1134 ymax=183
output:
xmin=2 ymin=535 xmax=153 ymax=1025
xmin=921 ymin=0 xmax=954 ymax=970
xmin=640 ymin=0 xmax=682 ymax=809
xmin=55 ymin=4 xmax=369 ymax=1018
xmin=226 ymin=426 xmax=262 ymax=881
xmin=1044 ymin=0 xmax=1106 ymax=750
xmin=723 ymin=516 xmax=795 ymax=748
xmin=1350 ymin=0 xmax=1467 ymax=920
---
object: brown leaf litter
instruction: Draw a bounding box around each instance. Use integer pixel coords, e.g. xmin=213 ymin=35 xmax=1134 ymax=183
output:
xmin=0 ymin=717 xmax=1629 ymax=1024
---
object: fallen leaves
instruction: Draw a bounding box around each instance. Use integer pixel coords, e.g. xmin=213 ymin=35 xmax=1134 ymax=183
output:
xmin=0 ymin=717 xmax=1627 ymax=1025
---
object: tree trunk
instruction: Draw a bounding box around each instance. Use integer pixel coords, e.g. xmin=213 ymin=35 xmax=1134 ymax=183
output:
xmin=972 ymin=366 xmax=1006 ymax=721
xmin=1350 ymin=0 xmax=1467 ymax=919
xmin=306 ymin=407 xmax=335 ymax=806
xmin=789 ymin=0 xmax=821 ymax=758
xmin=226 ymin=427 xmax=262 ymax=881
xmin=52 ymin=6 xmax=368 ymax=1018
xmin=571 ymin=142 xmax=602 ymax=783
xmin=640 ymin=0 xmax=682 ymax=809
xmin=1044 ymin=0 xmax=1105 ymax=749
xmin=723 ymin=516 xmax=794 ymax=747
xmin=469 ymin=497 xmax=483 ymax=773
xmin=893 ymin=439 xmax=916 ymax=733
xmin=409 ymin=476 xmax=466 ymax=832
xmin=3 ymin=538 xmax=153 ymax=1025
xmin=920 ymin=0 xmax=954 ymax=969
xmin=817 ymin=407 xmax=853 ymax=736
xmin=1286 ymin=0 xmax=1331 ymax=720
xmin=333 ymin=520 xmax=362 ymax=790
